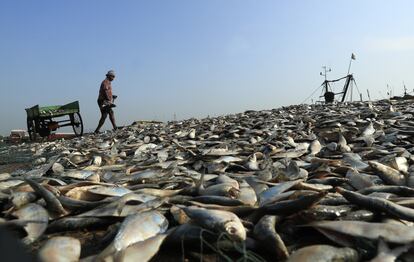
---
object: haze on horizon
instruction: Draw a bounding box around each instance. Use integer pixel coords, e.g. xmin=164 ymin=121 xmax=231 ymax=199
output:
xmin=1 ymin=0 xmax=414 ymax=135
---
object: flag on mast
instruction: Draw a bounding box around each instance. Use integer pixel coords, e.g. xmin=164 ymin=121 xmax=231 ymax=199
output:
xmin=351 ymin=53 xmax=356 ymax=60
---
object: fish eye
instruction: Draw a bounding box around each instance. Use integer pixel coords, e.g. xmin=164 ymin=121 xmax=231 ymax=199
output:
xmin=227 ymin=227 xmax=237 ymax=235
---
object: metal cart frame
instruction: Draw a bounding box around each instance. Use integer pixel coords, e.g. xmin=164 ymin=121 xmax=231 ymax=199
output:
xmin=25 ymin=101 xmax=83 ymax=140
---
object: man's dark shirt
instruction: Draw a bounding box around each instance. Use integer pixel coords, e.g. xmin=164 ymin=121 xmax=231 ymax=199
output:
xmin=98 ymin=79 xmax=113 ymax=102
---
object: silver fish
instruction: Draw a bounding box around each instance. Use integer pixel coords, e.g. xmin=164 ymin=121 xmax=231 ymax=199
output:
xmin=116 ymin=234 xmax=167 ymax=262
xmin=287 ymin=245 xmax=359 ymax=262
xmin=12 ymin=203 xmax=48 ymax=244
xmin=98 ymin=211 xmax=168 ymax=260
xmin=310 ymin=220 xmax=414 ymax=244
xmin=38 ymin=236 xmax=81 ymax=262
xmin=11 ymin=191 xmax=37 ymax=209
xmin=183 ymin=206 xmax=246 ymax=241
xmin=369 ymin=161 xmax=405 ymax=186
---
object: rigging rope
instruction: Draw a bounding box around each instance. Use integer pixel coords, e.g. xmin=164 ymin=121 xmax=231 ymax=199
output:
xmin=301 ymin=83 xmax=325 ymax=104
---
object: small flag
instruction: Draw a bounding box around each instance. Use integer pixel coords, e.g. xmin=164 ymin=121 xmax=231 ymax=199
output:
xmin=351 ymin=53 xmax=356 ymax=60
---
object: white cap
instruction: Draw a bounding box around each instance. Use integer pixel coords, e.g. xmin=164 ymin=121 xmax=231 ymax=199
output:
xmin=106 ymin=70 xmax=115 ymax=77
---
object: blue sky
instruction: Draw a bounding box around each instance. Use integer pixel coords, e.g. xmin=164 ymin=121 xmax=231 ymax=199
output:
xmin=1 ymin=1 xmax=414 ymax=135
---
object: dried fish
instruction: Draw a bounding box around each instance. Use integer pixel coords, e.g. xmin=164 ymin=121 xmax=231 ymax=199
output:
xmin=98 ymin=211 xmax=168 ymax=260
xmin=337 ymin=187 xmax=414 ymax=221
xmin=254 ymin=215 xmax=289 ymax=259
xmin=260 ymin=191 xmax=326 ymax=216
xmin=310 ymin=220 xmax=414 ymax=244
xmin=38 ymin=236 xmax=81 ymax=262
xmin=183 ymin=206 xmax=246 ymax=241
xmin=368 ymin=161 xmax=405 ymax=186
xmin=117 ymin=234 xmax=167 ymax=262
xmin=3 ymin=99 xmax=414 ymax=260
xmin=287 ymin=245 xmax=359 ymax=262
xmin=12 ymin=203 xmax=48 ymax=244
xmin=24 ymin=178 xmax=67 ymax=216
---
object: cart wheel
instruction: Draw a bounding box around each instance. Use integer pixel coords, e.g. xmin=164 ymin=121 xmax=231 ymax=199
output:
xmin=26 ymin=119 xmax=36 ymax=141
xmin=71 ymin=112 xmax=83 ymax=136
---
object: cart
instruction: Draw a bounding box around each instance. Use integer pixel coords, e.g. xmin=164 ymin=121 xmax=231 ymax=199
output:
xmin=25 ymin=101 xmax=83 ymax=141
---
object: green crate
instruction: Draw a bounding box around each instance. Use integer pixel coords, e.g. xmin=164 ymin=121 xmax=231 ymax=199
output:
xmin=25 ymin=101 xmax=80 ymax=120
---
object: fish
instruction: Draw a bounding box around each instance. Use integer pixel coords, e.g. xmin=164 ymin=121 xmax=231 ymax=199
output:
xmin=214 ymin=174 xmax=239 ymax=188
xmin=93 ymin=156 xmax=103 ymax=166
xmin=299 ymin=204 xmax=353 ymax=221
xmin=340 ymin=209 xmax=375 ymax=222
xmin=116 ymin=234 xmax=167 ymax=262
xmin=191 ymin=196 xmax=245 ymax=206
xmin=358 ymin=185 xmax=414 ymax=196
xmin=259 ymin=180 xmax=302 ymax=206
xmin=294 ymin=181 xmax=332 ymax=191
xmin=287 ymin=245 xmax=359 ymax=262
xmin=133 ymin=188 xmax=183 ymax=197
xmin=196 ymin=173 xmax=240 ymax=198
xmin=346 ymin=169 xmax=381 ymax=190
xmin=248 ymin=181 xmax=270 ymax=197
xmin=337 ymin=187 xmax=414 ymax=221
xmin=76 ymin=194 xmax=161 ymax=217
xmin=12 ymin=203 xmax=48 ymax=244
xmin=307 ymin=177 xmax=349 ymax=186
xmin=310 ymin=220 xmax=414 ymax=244
xmin=213 ymin=156 xmax=243 ymax=164
xmin=38 ymin=236 xmax=81 ymax=262
xmin=343 ymin=153 xmax=369 ymax=170
xmin=170 ymin=205 xmax=190 ymax=224
xmin=201 ymin=148 xmax=240 ymax=156
xmin=253 ymin=215 xmax=289 ymax=259
xmin=52 ymin=162 xmax=65 ymax=174
xmin=58 ymin=195 xmax=111 ymax=211
xmin=237 ymin=180 xmax=257 ymax=206
xmin=260 ymin=191 xmax=327 ymax=216
xmin=199 ymin=183 xmax=240 ymax=198
xmin=370 ymin=237 xmax=411 ymax=262
xmin=368 ymin=161 xmax=405 ymax=186
xmin=271 ymin=149 xmax=308 ymax=159
xmin=7 ymin=96 xmax=414 ymax=261
xmin=244 ymin=153 xmax=260 ymax=171
xmin=97 ymin=211 xmax=168 ymax=260
xmin=64 ymin=185 xmax=109 ymax=201
xmin=361 ymin=121 xmax=375 ymax=137
xmin=338 ymin=133 xmax=351 ymax=152
xmin=309 ymin=140 xmax=321 ymax=156
xmin=127 ymin=169 xmax=166 ymax=183
xmin=10 ymin=191 xmax=37 ymax=209
xmin=282 ymin=161 xmax=308 ymax=181
xmin=183 ymin=206 xmax=246 ymax=241
xmin=382 ymin=156 xmax=408 ymax=173
xmin=0 ymin=180 xmax=25 ymax=191
xmin=24 ymin=178 xmax=67 ymax=216
xmin=0 ymin=172 xmax=11 ymax=180
xmin=88 ymin=186 xmax=132 ymax=197
xmin=47 ymin=217 xmax=114 ymax=233
xmin=165 ymin=224 xmax=216 ymax=248
xmin=63 ymin=170 xmax=99 ymax=181
xmin=186 ymin=201 xmax=256 ymax=216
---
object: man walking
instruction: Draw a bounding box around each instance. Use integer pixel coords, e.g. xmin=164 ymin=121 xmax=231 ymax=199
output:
xmin=95 ymin=70 xmax=117 ymax=133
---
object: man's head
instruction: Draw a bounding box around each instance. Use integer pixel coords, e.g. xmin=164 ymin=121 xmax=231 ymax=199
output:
xmin=106 ymin=70 xmax=115 ymax=81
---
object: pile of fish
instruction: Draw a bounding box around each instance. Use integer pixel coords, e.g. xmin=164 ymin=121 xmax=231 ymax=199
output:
xmin=2 ymin=99 xmax=414 ymax=261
